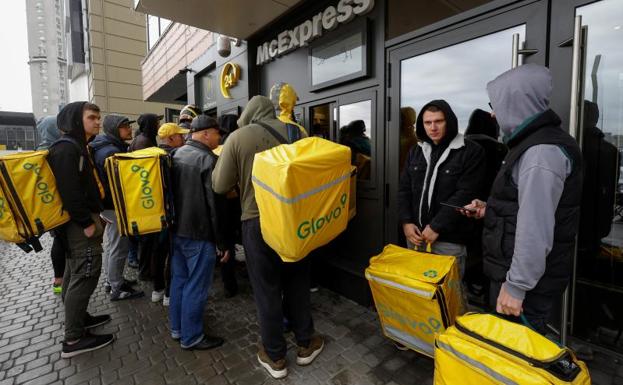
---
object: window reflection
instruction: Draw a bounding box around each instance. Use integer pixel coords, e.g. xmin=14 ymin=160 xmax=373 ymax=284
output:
xmin=310 ymin=104 xmax=331 ymax=139
xmin=339 ymin=100 xmax=372 ymax=180
xmin=400 ymin=25 xmax=525 ymax=133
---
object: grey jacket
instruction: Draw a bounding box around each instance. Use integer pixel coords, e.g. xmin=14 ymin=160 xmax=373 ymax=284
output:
xmin=486 ymin=64 xmax=572 ymax=300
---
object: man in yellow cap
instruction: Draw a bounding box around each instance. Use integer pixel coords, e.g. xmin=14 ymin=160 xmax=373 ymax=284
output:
xmin=158 ymin=122 xmax=190 ymax=153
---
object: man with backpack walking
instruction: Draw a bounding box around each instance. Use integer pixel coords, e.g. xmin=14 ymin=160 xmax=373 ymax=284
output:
xmin=212 ymin=96 xmax=323 ymax=379
xmin=47 ymin=101 xmax=114 ymax=358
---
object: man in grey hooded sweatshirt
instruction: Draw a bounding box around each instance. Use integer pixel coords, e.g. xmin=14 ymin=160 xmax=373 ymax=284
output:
xmin=464 ymin=64 xmax=583 ymax=335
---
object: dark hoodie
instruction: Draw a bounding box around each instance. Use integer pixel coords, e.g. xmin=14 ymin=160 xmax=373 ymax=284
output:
xmin=398 ymin=100 xmax=485 ymax=244
xmin=89 ymin=114 xmax=130 ymax=209
xmin=47 ymin=101 xmax=103 ymax=228
xmin=129 ymin=113 xmax=159 ymax=151
xmin=218 ymin=114 xmax=238 ymax=144
xmin=465 ymin=109 xmax=508 ymax=197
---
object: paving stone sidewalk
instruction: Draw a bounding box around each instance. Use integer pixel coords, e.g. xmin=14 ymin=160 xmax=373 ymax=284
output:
xmin=1 ymin=235 xmax=622 ymax=385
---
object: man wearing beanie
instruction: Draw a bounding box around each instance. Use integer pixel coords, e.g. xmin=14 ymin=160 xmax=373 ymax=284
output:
xmin=90 ymin=114 xmax=144 ymax=301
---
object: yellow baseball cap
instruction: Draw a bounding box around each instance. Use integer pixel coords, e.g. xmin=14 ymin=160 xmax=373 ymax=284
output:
xmin=158 ymin=122 xmax=189 ymax=139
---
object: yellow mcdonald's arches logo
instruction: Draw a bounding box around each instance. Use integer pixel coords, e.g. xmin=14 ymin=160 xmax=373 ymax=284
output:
xmin=220 ymin=62 xmax=240 ymax=99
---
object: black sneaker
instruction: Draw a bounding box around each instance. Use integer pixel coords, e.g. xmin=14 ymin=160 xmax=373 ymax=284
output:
xmin=61 ymin=333 xmax=114 ymax=358
xmin=110 ymin=288 xmax=144 ymax=301
xmin=84 ymin=313 xmax=111 ymax=329
xmin=182 ymin=335 xmax=224 ymax=351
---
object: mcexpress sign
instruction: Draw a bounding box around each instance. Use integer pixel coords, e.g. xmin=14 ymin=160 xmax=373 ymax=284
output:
xmin=256 ymin=0 xmax=374 ymax=65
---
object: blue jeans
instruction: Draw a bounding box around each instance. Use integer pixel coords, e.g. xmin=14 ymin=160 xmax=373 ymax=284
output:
xmin=169 ymin=235 xmax=216 ymax=348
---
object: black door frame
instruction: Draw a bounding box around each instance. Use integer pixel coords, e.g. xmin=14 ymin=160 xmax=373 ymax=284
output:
xmin=384 ymin=0 xmax=549 ymax=245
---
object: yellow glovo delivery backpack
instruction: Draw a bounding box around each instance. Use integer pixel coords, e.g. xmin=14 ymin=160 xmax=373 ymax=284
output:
xmin=365 ymin=244 xmax=465 ymax=357
xmin=0 ymin=151 xmax=69 ymax=252
xmin=252 ymin=136 xmax=353 ymax=262
xmin=105 ymin=147 xmax=172 ymax=236
xmin=434 ymin=313 xmax=591 ymax=385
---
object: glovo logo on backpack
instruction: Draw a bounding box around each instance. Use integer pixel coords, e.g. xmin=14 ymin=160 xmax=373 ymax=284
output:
xmin=131 ymin=164 xmax=155 ymax=209
xmin=296 ymin=193 xmax=347 ymax=240
xmin=22 ymin=162 xmax=54 ymax=204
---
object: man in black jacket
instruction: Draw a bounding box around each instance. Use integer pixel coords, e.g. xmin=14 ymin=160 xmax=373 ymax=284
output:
xmin=90 ymin=114 xmax=144 ymax=301
xmin=47 ymin=101 xmax=114 ymax=358
xmin=398 ymin=100 xmax=485 ymax=275
xmin=169 ymin=115 xmax=227 ymax=350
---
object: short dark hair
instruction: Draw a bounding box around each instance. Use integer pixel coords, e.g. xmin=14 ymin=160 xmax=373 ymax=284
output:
xmin=83 ymin=102 xmax=100 ymax=113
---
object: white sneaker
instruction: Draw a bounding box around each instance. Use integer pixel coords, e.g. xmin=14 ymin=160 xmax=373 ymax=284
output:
xmin=151 ymin=290 xmax=165 ymax=303
xmin=162 ymin=295 xmax=170 ymax=306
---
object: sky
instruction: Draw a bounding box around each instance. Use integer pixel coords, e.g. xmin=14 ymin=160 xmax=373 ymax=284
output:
xmin=0 ymin=1 xmax=32 ymax=113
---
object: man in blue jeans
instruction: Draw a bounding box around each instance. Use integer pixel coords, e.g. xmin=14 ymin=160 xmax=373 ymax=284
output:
xmin=169 ymin=115 xmax=228 ymax=350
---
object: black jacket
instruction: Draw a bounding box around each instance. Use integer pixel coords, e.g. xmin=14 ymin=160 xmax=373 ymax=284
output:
xmin=47 ymin=102 xmax=103 ymax=228
xmin=129 ymin=113 xmax=159 ymax=151
xmin=171 ymin=139 xmax=225 ymax=246
xmin=398 ymin=100 xmax=486 ymax=244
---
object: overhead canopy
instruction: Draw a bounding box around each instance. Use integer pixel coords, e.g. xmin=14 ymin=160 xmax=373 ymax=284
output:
xmin=134 ymin=0 xmax=303 ymax=39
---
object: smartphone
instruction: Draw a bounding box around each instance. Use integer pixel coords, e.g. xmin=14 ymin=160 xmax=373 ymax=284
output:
xmin=440 ymin=202 xmax=476 ymax=213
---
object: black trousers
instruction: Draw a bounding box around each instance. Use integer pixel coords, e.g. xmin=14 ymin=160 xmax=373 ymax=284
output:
xmin=51 ymin=235 xmax=66 ymax=279
xmin=139 ymin=233 xmax=167 ymax=292
xmin=489 ymin=280 xmax=565 ymax=335
xmin=220 ymin=246 xmax=238 ymax=294
xmin=242 ymin=217 xmax=314 ymax=361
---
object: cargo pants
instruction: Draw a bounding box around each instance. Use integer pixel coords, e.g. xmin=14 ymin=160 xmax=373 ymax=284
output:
xmin=61 ymin=214 xmax=104 ymax=341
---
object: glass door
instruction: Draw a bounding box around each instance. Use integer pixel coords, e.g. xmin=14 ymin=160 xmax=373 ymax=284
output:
xmin=550 ymin=0 xmax=623 ymax=354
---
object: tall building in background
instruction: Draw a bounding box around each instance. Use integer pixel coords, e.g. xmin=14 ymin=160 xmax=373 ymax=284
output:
xmin=66 ymin=0 xmax=180 ymax=122
xmin=25 ymin=0 xmax=69 ymax=119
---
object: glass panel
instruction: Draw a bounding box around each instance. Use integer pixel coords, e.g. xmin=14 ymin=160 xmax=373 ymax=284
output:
xmin=310 ymin=104 xmax=331 ymax=140
xmin=573 ymin=0 xmax=623 ymax=352
xmin=339 ymin=100 xmax=372 ymax=180
xmin=196 ymin=71 xmax=216 ymax=111
xmin=399 ymin=25 xmax=524 ymax=173
xmin=311 ymin=30 xmax=364 ymax=87
xmin=159 ymin=18 xmax=171 ymax=33
xmin=147 ymin=15 xmax=159 ymax=49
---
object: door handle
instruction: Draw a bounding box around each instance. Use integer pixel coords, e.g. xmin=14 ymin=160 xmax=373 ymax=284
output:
xmin=511 ymin=33 xmax=539 ymax=68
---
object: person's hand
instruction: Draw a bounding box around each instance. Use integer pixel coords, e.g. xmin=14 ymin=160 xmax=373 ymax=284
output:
xmin=496 ymin=283 xmax=523 ymax=317
xmin=461 ymin=199 xmax=486 ymax=219
xmin=402 ymin=223 xmax=423 ymax=246
xmin=218 ymin=249 xmax=231 ymax=263
xmin=83 ymin=223 xmax=96 ymax=238
xmin=422 ymin=225 xmax=439 ymax=244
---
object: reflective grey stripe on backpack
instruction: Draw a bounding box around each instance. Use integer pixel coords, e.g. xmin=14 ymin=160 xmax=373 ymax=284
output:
xmin=252 ymin=172 xmax=351 ymax=205
xmin=436 ymin=340 xmax=520 ymax=385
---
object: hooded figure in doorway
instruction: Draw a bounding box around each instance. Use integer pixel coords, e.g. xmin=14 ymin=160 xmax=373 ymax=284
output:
xmin=465 ymin=64 xmax=583 ymax=335
xmin=398 ymin=99 xmax=485 ymax=276
xmin=130 ymin=113 xmax=160 ymax=151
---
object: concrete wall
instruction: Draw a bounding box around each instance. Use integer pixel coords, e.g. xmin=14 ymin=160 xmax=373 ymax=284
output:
xmin=86 ymin=0 xmax=180 ymax=121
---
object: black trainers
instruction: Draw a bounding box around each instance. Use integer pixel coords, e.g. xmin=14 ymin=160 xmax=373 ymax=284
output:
xmin=84 ymin=313 xmax=111 ymax=329
xmin=61 ymin=333 xmax=114 ymax=358
xmin=182 ymin=335 xmax=224 ymax=351
xmin=110 ymin=287 xmax=144 ymax=301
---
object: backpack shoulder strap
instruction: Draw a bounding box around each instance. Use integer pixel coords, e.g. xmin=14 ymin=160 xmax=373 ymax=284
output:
xmin=256 ymin=122 xmax=288 ymax=144
xmin=50 ymin=137 xmax=85 ymax=172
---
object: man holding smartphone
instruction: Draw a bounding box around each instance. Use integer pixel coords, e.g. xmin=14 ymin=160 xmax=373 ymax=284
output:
xmin=398 ymin=100 xmax=485 ymax=276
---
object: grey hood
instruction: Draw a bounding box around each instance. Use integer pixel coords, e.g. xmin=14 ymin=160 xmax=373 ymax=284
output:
xmin=237 ymin=95 xmax=276 ymax=127
xmin=36 ymin=115 xmax=61 ymax=150
xmin=102 ymin=114 xmax=130 ymax=141
xmin=486 ymin=63 xmax=552 ymax=137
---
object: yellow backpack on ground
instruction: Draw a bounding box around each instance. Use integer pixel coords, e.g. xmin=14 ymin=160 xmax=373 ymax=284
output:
xmin=0 ymin=151 xmax=69 ymax=252
xmin=105 ymin=147 xmax=172 ymax=236
xmin=365 ymin=244 xmax=465 ymax=357
xmin=252 ymin=136 xmax=353 ymax=262
xmin=434 ymin=313 xmax=591 ymax=385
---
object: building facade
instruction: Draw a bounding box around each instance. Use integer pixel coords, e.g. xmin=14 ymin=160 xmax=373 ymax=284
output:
xmin=25 ymin=0 xmax=69 ymax=119
xmin=137 ymin=0 xmax=623 ymax=356
xmin=65 ymin=0 xmax=182 ymax=122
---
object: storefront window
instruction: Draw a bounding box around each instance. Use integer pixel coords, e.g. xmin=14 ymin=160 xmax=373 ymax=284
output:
xmin=196 ymin=70 xmax=216 ymax=111
xmin=339 ymin=100 xmax=372 ymax=180
xmin=387 ymin=0 xmax=495 ymax=41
